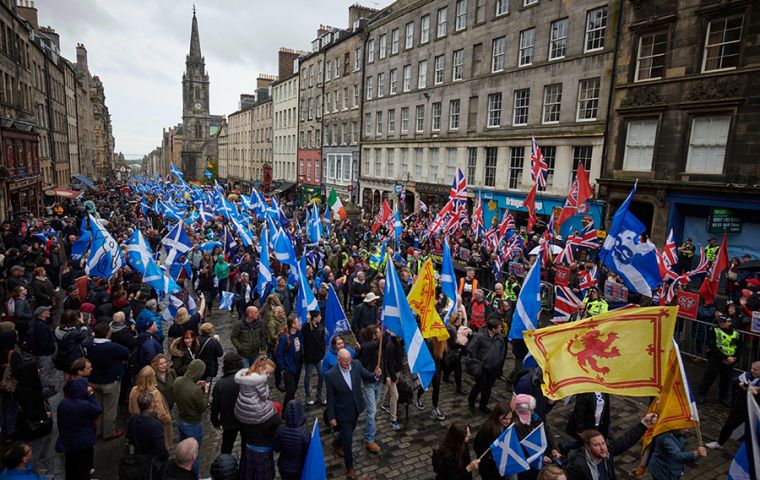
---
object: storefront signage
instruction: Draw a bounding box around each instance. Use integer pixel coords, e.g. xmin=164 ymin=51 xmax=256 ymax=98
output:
xmin=414 ymin=182 xmax=450 ymax=195
xmin=603 ymin=281 xmax=628 ymax=302
xmin=504 ymin=196 xmax=544 ymax=211
xmin=707 ymin=208 xmax=742 ymax=234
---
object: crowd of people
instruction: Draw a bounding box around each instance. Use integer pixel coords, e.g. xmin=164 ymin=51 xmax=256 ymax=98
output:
xmin=0 ymin=178 xmax=754 ymax=480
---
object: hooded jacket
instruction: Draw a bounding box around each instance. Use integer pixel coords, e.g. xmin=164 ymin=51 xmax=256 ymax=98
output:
xmin=209 ymin=453 xmax=239 ymax=480
xmin=646 ymin=431 xmax=699 ymax=480
xmin=173 ymin=359 xmax=207 ymax=423
xmin=12 ymin=361 xmax=48 ymax=441
xmin=55 ymin=378 xmax=103 ymax=453
xmin=125 ymin=411 xmax=169 ymax=463
xmin=211 ymin=368 xmax=240 ymax=430
xmin=109 ymin=320 xmax=137 ymax=350
xmin=234 ymin=369 xmax=276 ymax=425
xmin=136 ymin=331 xmax=163 ymax=371
xmin=273 ymin=400 xmax=310 ymax=477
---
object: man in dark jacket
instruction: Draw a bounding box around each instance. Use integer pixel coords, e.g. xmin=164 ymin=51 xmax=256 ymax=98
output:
xmin=109 ymin=311 xmax=136 ymax=351
xmin=211 ymin=353 xmax=243 ymax=455
xmin=565 ymin=413 xmax=658 ymax=480
xmin=351 ymin=293 xmax=378 ymax=336
xmin=135 ymin=317 xmax=163 ymax=371
xmin=163 ymin=438 xmax=199 ymax=480
xmin=696 ymin=314 xmax=742 ymax=406
xmin=126 ymin=390 xmax=169 ymax=474
xmin=467 ymin=317 xmax=505 ymax=414
xmin=302 ymin=310 xmax=326 ymax=406
xmin=326 ymin=349 xmax=382 ymax=480
xmin=230 ymin=306 xmax=265 ymax=367
xmin=87 ymin=321 xmax=129 ymax=439
xmin=26 ymin=306 xmax=57 ymax=397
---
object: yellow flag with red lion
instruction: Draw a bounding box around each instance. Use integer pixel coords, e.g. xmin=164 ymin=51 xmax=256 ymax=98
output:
xmin=407 ymin=259 xmax=449 ymax=341
xmin=523 ymin=306 xmax=677 ymax=400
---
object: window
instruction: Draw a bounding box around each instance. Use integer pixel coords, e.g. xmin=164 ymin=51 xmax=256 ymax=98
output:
xmin=432 ymin=102 xmax=442 ymax=131
xmin=437 ymin=8 xmax=448 ymax=37
xmin=317 ymin=60 xmax=323 ymax=83
xmin=429 ymin=148 xmax=439 ymax=182
xmin=485 ymin=147 xmax=497 ymax=187
xmin=509 ymin=147 xmax=524 ymax=189
xmin=496 ymin=0 xmax=508 ymax=16
xmin=418 ymin=60 xmax=428 ymax=88
xmin=513 ymin=88 xmax=530 ymax=126
xmin=354 ymin=48 xmax=362 ymax=71
xmin=492 ymin=36 xmax=506 ymax=72
xmin=453 ymin=49 xmax=464 ymax=80
xmin=686 ymin=116 xmax=730 ymax=173
xmin=367 ymin=38 xmax=375 ymax=63
xmin=585 ymin=7 xmax=608 ymax=52
xmin=702 ymin=17 xmax=743 ymax=72
xmin=375 ymin=149 xmax=382 ymax=176
xmin=352 ymin=122 xmax=358 ymax=143
xmin=334 ymin=56 xmax=341 ymax=78
xmin=405 ymin=22 xmax=414 ymax=49
xmin=353 ymin=85 xmax=359 ymax=108
xmin=400 ymin=148 xmax=409 ymax=177
xmin=325 ymin=92 xmax=332 ymax=113
xmin=542 ymin=84 xmax=562 ymax=124
xmin=366 ymin=76 xmax=373 ymax=100
xmin=376 ymin=112 xmax=383 ymax=135
xmin=541 ymin=146 xmax=556 ymax=189
xmin=635 ymin=31 xmax=667 ymax=81
xmin=343 ymin=87 xmax=349 ymax=110
xmin=325 ymin=126 xmax=332 ymax=145
xmin=390 ymin=69 xmax=398 ymax=94
xmin=577 ymin=78 xmax=600 ymax=121
xmin=446 ymin=148 xmax=457 ymax=180
xmin=388 ymin=109 xmax=396 ymax=134
xmin=572 ymin=146 xmax=593 ymax=178
xmin=487 ymin=93 xmax=502 ymax=127
xmin=449 ymin=99 xmax=461 ymax=130
xmin=623 ymin=119 xmax=657 ymax=171
xmin=364 ymin=113 xmax=372 ymax=137
xmin=434 ymin=55 xmax=445 ymax=84
xmin=316 ymin=95 xmax=322 ymax=116
xmin=387 ymin=149 xmax=395 ymax=177
xmin=524 ymin=0 xmax=538 ymax=5
xmin=403 ymin=65 xmax=412 ymax=91
xmin=391 ymin=28 xmax=400 ymax=55
xmin=401 ymin=107 xmax=409 ymax=133
xmin=379 ymin=34 xmax=387 ymax=59
xmin=475 ymin=0 xmax=485 ymax=23
xmin=414 ymin=148 xmax=423 ymax=177
xmin=326 ymin=60 xmax=333 ymax=81
xmin=519 ymin=28 xmax=535 ymax=66
xmin=415 ymin=105 xmax=425 ymax=132
xmin=377 ymin=73 xmax=385 ymax=97
xmin=455 ymin=0 xmax=467 ymax=31
xmin=549 ymin=18 xmax=568 ymax=60
xmin=421 ymin=15 xmax=430 ymax=43
xmin=467 ymin=147 xmax=477 ymax=184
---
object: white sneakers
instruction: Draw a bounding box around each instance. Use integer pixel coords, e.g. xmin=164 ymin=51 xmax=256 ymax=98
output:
xmin=705 ymin=441 xmax=722 ymax=450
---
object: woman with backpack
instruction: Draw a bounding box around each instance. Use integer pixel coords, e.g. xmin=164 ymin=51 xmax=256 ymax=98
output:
xmin=53 ymin=310 xmax=91 ymax=376
xmin=197 ymin=323 xmax=224 ymax=382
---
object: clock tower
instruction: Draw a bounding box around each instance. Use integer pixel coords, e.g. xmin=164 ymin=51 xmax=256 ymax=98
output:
xmin=181 ymin=6 xmax=210 ymax=181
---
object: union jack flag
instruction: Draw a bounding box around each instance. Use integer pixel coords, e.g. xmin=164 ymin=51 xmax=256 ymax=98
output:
xmin=501 ymin=234 xmax=523 ymax=262
xmin=449 ymin=167 xmax=468 ymax=205
xmin=553 ymin=285 xmax=582 ymax=323
xmin=664 ymin=247 xmax=710 ymax=304
xmin=656 ymin=248 xmax=678 ymax=282
xmin=472 ymin=194 xmax=484 ymax=239
xmin=568 ymin=222 xmax=599 ymax=249
xmin=540 ymin=214 xmax=555 ymax=264
xmin=557 ymin=164 xmax=593 ymax=226
xmin=418 ymin=199 xmax=428 ymax=212
xmin=497 ymin=209 xmax=516 ymax=239
xmin=662 ymin=229 xmax=678 ymax=268
xmin=484 ymin=227 xmax=499 ymax=252
xmin=554 ymin=242 xmax=575 ymax=266
xmin=530 ymin=137 xmax=548 ymax=188
xmin=579 ymin=266 xmax=598 ymax=293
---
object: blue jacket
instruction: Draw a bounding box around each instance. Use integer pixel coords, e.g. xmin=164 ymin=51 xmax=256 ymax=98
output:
xmin=647 ymin=431 xmax=698 ymax=480
xmin=275 ymin=330 xmax=304 ymax=374
xmin=27 ymin=319 xmax=55 ymax=356
xmin=321 ymin=346 xmax=354 ymax=377
xmin=273 ymin=400 xmax=310 ymax=477
xmin=136 ymin=332 xmax=163 ymax=371
xmin=87 ymin=339 xmax=130 ymax=384
xmin=55 ymin=378 xmax=102 ymax=453
xmin=135 ymin=308 xmax=164 ymax=342
xmin=0 ymin=465 xmax=48 ymax=479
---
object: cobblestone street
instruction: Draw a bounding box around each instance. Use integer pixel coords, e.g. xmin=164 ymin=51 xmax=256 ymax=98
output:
xmin=85 ymin=305 xmax=739 ymax=479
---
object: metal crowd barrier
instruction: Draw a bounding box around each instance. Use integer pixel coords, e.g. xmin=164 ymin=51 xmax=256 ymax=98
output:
xmin=675 ymin=316 xmax=760 ymax=373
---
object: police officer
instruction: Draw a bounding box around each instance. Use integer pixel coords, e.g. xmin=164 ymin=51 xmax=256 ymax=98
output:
xmin=582 ymin=288 xmax=608 ymax=318
xmin=697 ymin=313 xmax=741 ymax=407
xmin=505 ymin=275 xmax=520 ymax=303
xmin=705 ymin=237 xmax=719 ymax=264
xmin=677 ymin=238 xmax=696 ymax=274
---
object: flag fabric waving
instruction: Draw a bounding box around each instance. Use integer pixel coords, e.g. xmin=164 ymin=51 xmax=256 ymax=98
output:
xmin=699 ymin=232 xmax=729 ymax=304
xmin=530 ymin=137 xmax=548 ymax=189
xmin=523 ymin=184 xmax=538 ymax=234
xmin=301 ymin=419 xmax=326 ymax=480
xmin=553 ymin=286 xmax=582 ymax=324
xmin=407 ymin=259 xmax=450 ymax=341
xmin=257 ymin=227 xmax=273 ymax=297
xmin=295 ymin=255 xmax=319 ymax=323
xmin=327 ymin=188 xmax=347 ymax=220
xmin=472 ymin=193 xmax=484 ymax=239
xmin=520 ymin=423 xmax=547 ymax=470
xmin=728 ymin=388 xmax=760 ymax=480
xmin=86 ymin=215 xmax=125 ymax=279
xmin=161 ymin=222 xmax=192 ymax=266
xmin=143 ymin=258 xmax=181 ymax=294
xmin=491 ymin=425 xmax=530 ymax=476
xmin=441 ymin=239 xmax=458 ymax=323
xmin=324 ymin=284 xmax=351 ymax=346
xmin=372 ymin=199 xmax=393 ymax=234
xmin=508 ymin=254 xmax=542 ymax=340
xmin=524 ymin=306 xmax=677 ymax=400
xmin=557 ymin=163 xmax=593 ymax=226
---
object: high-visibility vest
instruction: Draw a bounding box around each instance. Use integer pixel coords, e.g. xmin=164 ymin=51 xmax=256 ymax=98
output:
xmin=714 ymin=328 xmax=738 ymax=356
xmin=586 ymin=299 xmax=608 ymax=316
xmin=506 ymin=281 xmax=519 ymax=302
xmin=679 ymin=243 xmax=694 ymax=258
xmin=458 ymin=278 xmax=478 ymax=296
xmin=705 ymin=244 xmax=719 ymax=262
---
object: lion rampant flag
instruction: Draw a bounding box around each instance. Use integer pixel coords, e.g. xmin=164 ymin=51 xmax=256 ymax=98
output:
xmin=524 ymin=306 xmax=677 ymax=400
xmin=407 ymin=259 xmax=450 ymax=341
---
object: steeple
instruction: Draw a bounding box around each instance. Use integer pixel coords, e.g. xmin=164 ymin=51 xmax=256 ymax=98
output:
xmin=188 ymin=6 xmax=202 ymax=60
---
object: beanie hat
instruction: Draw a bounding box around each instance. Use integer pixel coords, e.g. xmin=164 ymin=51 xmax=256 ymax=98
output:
xmin=136 ymin=317 xmax=155 ymax=334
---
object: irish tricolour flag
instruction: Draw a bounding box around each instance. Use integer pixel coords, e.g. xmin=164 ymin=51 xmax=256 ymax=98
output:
xmin=328 ymin=188 xmax=347 ymax=220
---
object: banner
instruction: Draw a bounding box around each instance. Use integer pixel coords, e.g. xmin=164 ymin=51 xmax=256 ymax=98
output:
xmin=554 ymin=266 xmax=570 ymax=287
xmin=675 ymin=291 xmax=699 ymax=320
xmin=509 ymin=262 xmax=526 ymax=278
xmin=603 ymin=281 xmax=628 ymax=303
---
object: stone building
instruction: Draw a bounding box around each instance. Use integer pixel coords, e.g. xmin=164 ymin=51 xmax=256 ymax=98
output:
xmin=297 ymin=34 xmax=325 ymax=202
xmin=63 ymin=61 xmax=79 ymax=176
xmin=360 ymin=0 xmax=610 ymax=233
xmin=250 ymin=81 xmax=274 ymax=192
xmin=181 ymin=8 xmax=210 ymax=181
xmin=599 ymin=0 xmax=760 ymax=256
xmin=73 ymin=43 xmax=95 ymax=179
xmin=272 ymin=48 xmax=306 ymax=193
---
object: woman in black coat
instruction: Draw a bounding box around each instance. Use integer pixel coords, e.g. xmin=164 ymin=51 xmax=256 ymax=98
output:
xmin=0 ymin=330 xmax=22 ymax=442
xmin=28 ymin=267 xmax=55 ymax=310
xmin=432 ymin=421 xmax=480 ymax=480
xmin=198 ymin=323 xmax=224 ymax=381
xmin=14 ymin=359 xmax=53 ymax=472
xmin=473 ymin=403 xmax=512 ymax=480
xmin=273 ymin=399 xmax=310 ymax=480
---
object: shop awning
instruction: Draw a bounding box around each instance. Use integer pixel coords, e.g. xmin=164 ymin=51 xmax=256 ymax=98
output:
xmin=54 ymin=188 xmax=83 ymax=199
xmin=270 ymin=181 xmax=296 ymax=195
xmin=72 ymin=174 xmax=94 ymax=187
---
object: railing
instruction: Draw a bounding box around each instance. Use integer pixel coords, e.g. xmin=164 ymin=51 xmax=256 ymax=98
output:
xmin=675 ymin=317 xmax=760 ymax=373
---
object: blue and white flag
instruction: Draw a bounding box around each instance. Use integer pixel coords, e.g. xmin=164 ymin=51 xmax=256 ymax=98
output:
xmin=86 ymin=215 xmax=124 ymax=279
xmin=323 ymin=203 xmax=331 ymax=237
xmin=600 ymin=183 xmax=661 ymax=297
xmin=382 ymin=257 xmax=436 ymax=389
xmin=162 ymin=294 xmax=197 ymax=323
xmin=197 ymin=203 xmax=214 ymax=224
xmin=393 ymin=207 xmax=402 ymax=246
xmin=491 ymin=425 xmax=530 ymax=476
xmin=231 ymin=216 xmax=254 ymax=248
xmin=509 ymin=254 xmax=541 ymax=340
xmin=273 ymin=227 xmax=298 ymax=270
xmin=250 ymin=188 xmax=267 ymax=218
xmin=143 ymin=258 xmax=181 ymax=294
xmin=728 ymin=387 xmax=760 ymax=480
xmin=199 ymin=240 xmax=222 ymax=253
xmin=220 ymin=291 xmax=235 ymax=310
xmin=162 ymin=223 xmax=192 ymax=266
xmin=441 ymin=238 xmax=458 ymax=324
xmin=324 ymin=284 xmax=351 ymax=346
xmin=222 ymin=227 xmax=237 ymax=256
xmin=295 ymin=255 xmax=319 ymax=323
xmin=203 ymin=169 xmax=213 ymax=179
xmin=71 ymin=218 xmax=90 ymax=261
xmin=307 ymin=206 xmax=323 ymax=244
xmin=520 ymin=423 xmax=547 ymax=469
xmin=169 ymin=257 xmax=192 ymax=282
xmin=170 ymin=162 xmax=184 ymax=180
xmin=126 ymin=229 xmax=153 ymax=273
xmin=257 ymin=227 xmax=273 ymax=298
xmin=301 ymin=419 xmax=326 ymax=480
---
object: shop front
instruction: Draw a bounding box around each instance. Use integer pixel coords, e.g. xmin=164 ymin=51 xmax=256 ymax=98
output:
xmin=1 ymin=118 xmax=41 ymax=221
xmin=301 ymin=185 xmax=322 ymax=204
xmin=412 ymin=182 xmax=450 ymax=212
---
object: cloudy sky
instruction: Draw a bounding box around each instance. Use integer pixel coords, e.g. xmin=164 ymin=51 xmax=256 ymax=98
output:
xmin=36 ymin=0 xmax=391 ymax=158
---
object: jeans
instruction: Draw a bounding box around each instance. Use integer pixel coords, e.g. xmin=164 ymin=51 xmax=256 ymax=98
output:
xmin=240 ymin=355 xmax=257 ymax=369
xmin=363 ymin=381 xmax=382 ymax=443
xmin=177 ymin=419 xmax=203 ymax=476
xmin=303 ymin=361 xmax=324 ymax=401
xmin=92 ymin=379 xmax=121 ymax=437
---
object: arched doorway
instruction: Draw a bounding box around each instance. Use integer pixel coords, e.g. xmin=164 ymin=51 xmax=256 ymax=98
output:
xmin=362 ymin=188 xmax=372 ymax=209
xmin=372 ymin=190 xmax=381 ymax=213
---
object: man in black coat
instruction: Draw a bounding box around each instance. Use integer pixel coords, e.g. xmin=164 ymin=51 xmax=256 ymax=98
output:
xmin=126 ymin=390 xmax=169 ymax=474
xmin=566 ymin=392 xmax=611 ymax=441
xmin=351 ymin=293 xmax=379 ymax=336
xmin=326 ymin=349 xmax=382 ymax=480
xmin=210 ymin=353 xmax=243 ymax=455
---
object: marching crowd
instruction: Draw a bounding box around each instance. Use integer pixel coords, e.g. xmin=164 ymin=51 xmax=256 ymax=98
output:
xmin=0 ymin=178 xmax=755 ymax=480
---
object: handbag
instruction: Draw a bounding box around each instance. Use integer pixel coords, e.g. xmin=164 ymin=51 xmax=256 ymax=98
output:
xmin=118 ymin=433 xmax=159 ymax=479
xmin=0 ymin=351 xmax=17 ymax=393
xmin=17 ymin=400 xmax=53 ymax=440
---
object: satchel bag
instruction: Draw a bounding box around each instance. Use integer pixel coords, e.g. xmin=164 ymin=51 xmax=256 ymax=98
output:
xmin=0 ymin=351 xmax=17 ymax=393
xmin=16 ymin=400 xmax=53 ymax=440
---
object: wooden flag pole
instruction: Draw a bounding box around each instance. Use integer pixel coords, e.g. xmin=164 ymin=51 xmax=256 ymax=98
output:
xmin=376 ymin=326 xmax=384 ymax=370
xmin=478 ymin=446 xmax=491 ymax=461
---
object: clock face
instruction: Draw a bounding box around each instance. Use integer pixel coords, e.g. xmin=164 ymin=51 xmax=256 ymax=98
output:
xmin=194 ymin=102 xmax=202 ymax=111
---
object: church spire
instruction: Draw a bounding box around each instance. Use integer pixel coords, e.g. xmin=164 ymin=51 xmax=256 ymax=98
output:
xmin=188 ymin=6 xmax=202 ymax=59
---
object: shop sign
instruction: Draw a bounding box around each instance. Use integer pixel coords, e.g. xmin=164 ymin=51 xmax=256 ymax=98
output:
xmin=504 ymin=196 xmax=544 ymax=210
xmin=707 ymin=208 xmax=742 ymax=234
xmin=415 ymin=182 xmax=450 ymax=195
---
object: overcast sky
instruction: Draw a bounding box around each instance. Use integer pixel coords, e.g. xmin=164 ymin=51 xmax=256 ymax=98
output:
xmin=36 ymin=0 xmax=391 ymax=158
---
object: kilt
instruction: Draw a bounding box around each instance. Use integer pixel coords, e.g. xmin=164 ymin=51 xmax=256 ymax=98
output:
xmin=241 ymin=444 xmax=275 ymax=480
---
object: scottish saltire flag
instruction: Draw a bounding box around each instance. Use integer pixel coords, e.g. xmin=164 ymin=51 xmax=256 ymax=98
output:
xmin=553 ymin=286 xmax=582 ymax=324
xmin=393 ymin=207 xmax=402 ymax=246
xmin=382 ymin=257 xmax=436 ymax=389
xmin=200 ymin=240 xmax=222 ymax=253
xmin=441 ymin=239 xmax=458 ymax=324
xmin=729 ymin=385 xmax=759 ymax=480
xmin=273 ymin=227 xmax=298 ymax=270
xmin=730 ymin=443 xmax=751 ymax=480
xmin=170 ymin=162 xmax=184 ymax=180
xmin=220 ymin=291 xmax=235 ymax=310
xmin=197 ymin=203 xmax=214 ymax=223
xmin=126 ymin=229 xmax=154 ymax=273
xmin=295 ymin=255 xmax=319 ymax=323
xmin=169 ymin=257 xmax=192 ymax=282
xmin=162 ymin=223 xmax=192 ymax=266
xmin=143 ymin=258 xmax=180 ymax=294
xmin=322 ymin=203 xmax=331 ymax=237
xmin=491 ymin=425 xmax=530 ymax=476
xmin=203 ymin=169 xmax=213 ymax=179
xmin=530 ymin=137 xmax=548 ymax=188
xmin=520 ymin=423 xmax=547 ymax=469
xmin=600 ymin=183 xmax=661 ymax=297
xmin=251 ymin=187 xmax=267 ymax=218
xmin=301 ymin=419 xmax=326 ymax=480
xmin=161 ymin=294 xmax=197 ymax=323
xmin=307 ymin=206 xmax=322 ymax=244
xmin=324 ymin=284 xmax=351 ymax=346
xmin=71 ymin=218 xmax=91 ymax=261
xmin=508 ymin=254 xmax=541 ymax=340
xmin=222 ymin=227 xmax=237 ymax=257
xmin=257 ymin=227 xmax=273 ymax=298
xmin=231 ymin=216 xmax=254 ymax=247
xmin=86 ymin=215 xmax=124 ymax=279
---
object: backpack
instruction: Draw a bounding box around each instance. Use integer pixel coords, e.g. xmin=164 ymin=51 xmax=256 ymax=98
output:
xmin=53 ymin=329 xmax=89 ymax=372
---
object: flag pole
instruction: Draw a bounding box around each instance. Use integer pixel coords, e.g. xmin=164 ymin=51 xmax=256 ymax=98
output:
xmin=376 ymin=325 xmax=383 ymax=370
xmin=478 ymin=446 xmax=491 ymax=461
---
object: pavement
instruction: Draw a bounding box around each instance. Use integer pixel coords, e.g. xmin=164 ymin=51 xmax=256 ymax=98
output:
xmin=79 ymin=305 xmax=739 ymax=479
